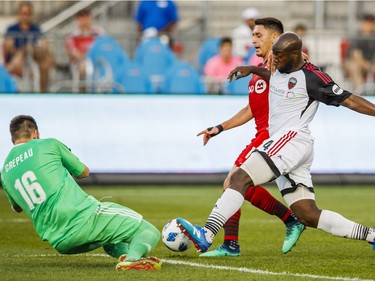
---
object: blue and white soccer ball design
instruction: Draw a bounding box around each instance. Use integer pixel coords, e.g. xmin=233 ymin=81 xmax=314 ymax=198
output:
xmin=162 ymin=218 xmax=193 ymax=252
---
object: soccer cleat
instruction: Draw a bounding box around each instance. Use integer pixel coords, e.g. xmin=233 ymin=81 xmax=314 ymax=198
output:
xmin=176 ymin=217 xmax=212 ymax=252
xmin=199 ymin=244 xmax=240 ymax=257
xmin=116 ymin=258 xmax=162 ymax=271
xmin=118 ymin=254 xmax=162 ymax=264
xmin=282 ymin=221 xmax=306 ymax=254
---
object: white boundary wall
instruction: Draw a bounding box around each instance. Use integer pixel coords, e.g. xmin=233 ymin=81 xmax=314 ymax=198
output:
xmin=1 ymin=94 xmax=375 ymax=175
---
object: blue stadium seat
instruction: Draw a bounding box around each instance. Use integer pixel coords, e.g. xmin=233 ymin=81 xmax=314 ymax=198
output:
xmin=161 ymin=60 xmax=205 ymax=94
xmin=197 ymin=37 xmax=220 ymax=73
xmin=133 ymin=37 xmax=176 ymax=93
xmin=0 ymin=65 xmax=18 ymax=93
xmin=118 ymin=61 xmax=151 ymax=94
xmin=225 ymin=76 xmax=250 ymax=95
xmin=86 ymin=35 xmax=129 ymax=92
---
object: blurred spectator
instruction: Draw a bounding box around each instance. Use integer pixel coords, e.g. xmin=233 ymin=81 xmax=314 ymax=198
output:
xmin=293 ymin=23 xmax=309 ymax=56
xmin=203 ymin=37 xmax=243 ymax=94
xmin=4 ymin=1 xmax=55 ymax=92
xmin=65 ymin=9 xmax=105 ymax=82
xmin=345 ymin=13 xmax=375 ymax=91
xmin=231 ymin=7 xmax=259 ymax=59
xmin=134 ymin=0 xmax=179 ymax=47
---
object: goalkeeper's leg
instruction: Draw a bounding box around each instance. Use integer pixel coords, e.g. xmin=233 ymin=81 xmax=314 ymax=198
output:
xmin=121 ymin=219 xmax=160 ymax=262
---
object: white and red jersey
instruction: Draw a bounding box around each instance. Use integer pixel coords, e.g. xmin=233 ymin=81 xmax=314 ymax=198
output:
xmin=247 ymin=62 xmax=352 ymax=193
xmin=268 ymin=62 xmax=351 ymax=136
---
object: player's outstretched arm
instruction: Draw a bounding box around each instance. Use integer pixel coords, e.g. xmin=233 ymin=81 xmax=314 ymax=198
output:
xmin=227 ymin=66 xmax=254 ymax=82
xmin=227 ymin=65 xmax=271 ymax=82
xmin=341 ymin=94 xmax=375 ymax=116
xmin=197 ymin=105 xmax=253 ymax=146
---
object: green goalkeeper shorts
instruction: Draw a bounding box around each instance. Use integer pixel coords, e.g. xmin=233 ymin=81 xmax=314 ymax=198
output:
xmin=54 ymin=202 xmax=156 ymax=254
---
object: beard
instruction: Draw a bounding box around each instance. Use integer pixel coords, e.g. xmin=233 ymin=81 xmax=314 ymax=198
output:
xmin=278 ymin=60 xmax=294 ymax=73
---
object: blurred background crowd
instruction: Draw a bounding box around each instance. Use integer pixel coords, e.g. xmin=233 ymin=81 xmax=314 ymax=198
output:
xmin=0 ymin=0 xmax=374 ymax=95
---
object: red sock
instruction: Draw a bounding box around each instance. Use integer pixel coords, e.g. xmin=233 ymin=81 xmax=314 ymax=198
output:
xmin=223 ymin=209 xmax=241 ymax=241
xmin=245 ymin=185 xmax=291 ymax=222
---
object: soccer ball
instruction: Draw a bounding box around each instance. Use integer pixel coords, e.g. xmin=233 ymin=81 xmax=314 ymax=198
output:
xmin=162 ymin=218 xmax=193 ymax=252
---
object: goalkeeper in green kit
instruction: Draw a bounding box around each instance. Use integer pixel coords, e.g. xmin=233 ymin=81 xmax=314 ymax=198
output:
xmin=1 ymin=115 xmax=161 ymax=271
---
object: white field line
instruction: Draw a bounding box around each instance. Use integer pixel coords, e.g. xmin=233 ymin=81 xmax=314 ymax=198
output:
xmin=0 ymin=218 xmax=30 ymax=223
xmin=12 ymin=253 xmax=373 ymax=281
xmin=0 ymin=218 xmax=278 ymax=224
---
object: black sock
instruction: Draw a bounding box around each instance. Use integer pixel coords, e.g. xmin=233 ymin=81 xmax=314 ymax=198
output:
xmin=284 ymin=212 xmax=298 ymax=225
xmin=224 ymin=239 xmax=239 ymax=250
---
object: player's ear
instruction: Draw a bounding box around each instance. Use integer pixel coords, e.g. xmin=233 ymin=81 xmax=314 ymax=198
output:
xmin=271 ymin=32 xmax=279 ymax=43
xmin=33 ymin=130 xmax=40 ymax=139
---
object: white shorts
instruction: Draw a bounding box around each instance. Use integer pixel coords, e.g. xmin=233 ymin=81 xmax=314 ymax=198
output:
xmin=241 ymin=129 xmax=314 ymax=196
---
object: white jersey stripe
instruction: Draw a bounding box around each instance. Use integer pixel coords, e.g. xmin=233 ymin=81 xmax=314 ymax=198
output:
xmin=95 ymin=206 xmax=142 ymax=220
xmin=98 ymin=209 xmax=142 ymax=220
xmin=99 ymin=210 xmax=141 ymax=220
xmin=267 ymin=131 xmax=297 ymax=156
xmin=96 ymin=207 xmax=140 ymax=217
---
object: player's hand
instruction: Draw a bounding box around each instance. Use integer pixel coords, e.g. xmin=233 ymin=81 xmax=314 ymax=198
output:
xmin=227 ymin=66 xmax=253 ymax=82
xmin=197 ymin=125 xmax=223 ymax=146
xmin=266 ymin=51 xmax=276 ymax=73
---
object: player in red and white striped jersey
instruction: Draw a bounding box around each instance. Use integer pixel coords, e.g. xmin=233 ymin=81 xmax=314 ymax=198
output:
xmin=197 ymin=18 xmax=305 ymax=257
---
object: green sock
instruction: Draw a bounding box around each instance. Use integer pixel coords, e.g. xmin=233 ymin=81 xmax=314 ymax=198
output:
xmin=103 ymin=242 xmax=129 ymax=258
xmin=125 ymin=220 xmax=160 ymax=262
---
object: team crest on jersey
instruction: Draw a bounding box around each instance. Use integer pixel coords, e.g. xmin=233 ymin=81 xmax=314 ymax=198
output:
xmin=254 ymin=79 xmax=267 ymax=94
xmin=288 ymin=77 xmax=297 ymax=89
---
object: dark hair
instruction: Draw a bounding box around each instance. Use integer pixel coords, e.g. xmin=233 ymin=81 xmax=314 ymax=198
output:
xmin=220 ymin=37 xmax=233 ymax=47
xmin=294 ymin=23 xmax=307 ymax=31
xmin=361 ymin=13 xmax=375 ymax=21
xmin=76 ymin=9 xmax=91 ymax=17
xmin=10 ymin=115 xmax=38 ymax=143
xmin=255 ymin=17 xmax=284 ymax=34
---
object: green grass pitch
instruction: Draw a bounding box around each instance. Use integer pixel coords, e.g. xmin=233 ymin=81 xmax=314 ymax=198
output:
xmin=0 ymin=185 xmax=374 ymax=281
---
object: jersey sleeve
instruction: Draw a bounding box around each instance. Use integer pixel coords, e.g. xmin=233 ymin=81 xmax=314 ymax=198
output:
xmin=53 ymin=139 xmax=85 ymax=177
xmin=303 ymin=66 xmax=352 ymax=106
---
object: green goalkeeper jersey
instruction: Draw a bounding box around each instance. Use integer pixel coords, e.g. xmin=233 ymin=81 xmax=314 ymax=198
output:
xmin=1 ymin=138 xmax=99 ymax=247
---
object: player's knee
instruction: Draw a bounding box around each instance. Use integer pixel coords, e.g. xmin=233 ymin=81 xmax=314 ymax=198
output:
xmin=246 ymin=186 xmax=266 ymax=206
xmin=291 ymin=200 xmax=321 ymax=227
xmin=143 ymin=220 xmax=161 ymax=246
xmin=148 ymin=228 xmax=161 ymax=250
xmin=154 ymin=228 xmax=161 ymax=241
xmin=229 ymin=168 xmax=254 ymax=196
